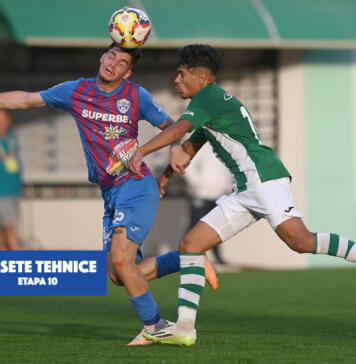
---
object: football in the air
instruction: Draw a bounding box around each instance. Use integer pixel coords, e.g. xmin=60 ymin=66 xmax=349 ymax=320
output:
xmin=108 ymin=7 xmax=151 ymax=48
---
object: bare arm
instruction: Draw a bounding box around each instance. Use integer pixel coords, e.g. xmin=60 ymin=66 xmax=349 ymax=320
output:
xmin=157 ymin=139 xmax=205 ymax=197
xmin=0 ymin=91 xmax=46 ymax=110
xmin=181 ymin=138 xmax=206 ymax=159
xmin=158 ymin=116 xmax=181 ymax=147
xmin=159 ymin=116 xmax=191 ymax=174
xmin=160 ymin=139 xmax=205 ymax=179
xmin=141 ymin=119 xmax=192 ymax=157
xmin=127 ymin=119 xmax=192 ymax=177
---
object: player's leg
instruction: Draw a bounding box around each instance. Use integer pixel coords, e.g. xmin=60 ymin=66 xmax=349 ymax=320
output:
xmin=144 ymin=221 xmax=220 ymax=346
xmin=0 ymin=228 xmax=7 ymax=249
xmin=154 ymin=251 xmax=219 ymax=289
xmin=0 ymin=198 xmax=21 ymax=250
xmin=110 ymin=227 xmax=149 ymax=296
xmin=104 ymin=176 xmax=173 ymax=344
xmin=109 ymin=228 xmax=171 ymax=345
xmin=144 ymin=195 xmax=258 ymax=346
xmin=109 ymin=243 xmax=218 ymax=288
xmin=2 ymin=223 xmax=21 ymax=250
xmin=275 ymin=217 xmax=314 ymax=252
xmin=108 ymin=255 xmax=158 ymax=285
xmin=136 ymin=256 xmax=159 ymax=281
xmin=276 ymin=217 xmax=356 ymax=261
xmin=261 ymin=179 xmax=356 ymax=261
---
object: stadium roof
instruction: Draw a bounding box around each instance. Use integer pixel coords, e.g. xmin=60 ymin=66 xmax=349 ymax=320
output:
xmin=0 ymin=0 xmax=356 ymax=49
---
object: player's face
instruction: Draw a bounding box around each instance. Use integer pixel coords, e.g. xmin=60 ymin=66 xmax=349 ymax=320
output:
xmin=174 ymin=65 xmax=205 ymax=99
xmin=99 ymin=47 xmax=133 ymax=83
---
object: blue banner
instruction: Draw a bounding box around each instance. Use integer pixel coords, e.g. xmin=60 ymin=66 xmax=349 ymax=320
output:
xmin=0 ymin=251 xmax=107 ymax=296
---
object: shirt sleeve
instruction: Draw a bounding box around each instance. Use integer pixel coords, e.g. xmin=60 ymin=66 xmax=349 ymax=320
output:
xmin=177 ymin=97 xmax=211 ymax=132
xmin=40 ymin=80 xmax=80 ymax=111
xmin=138 ymin=86 xmax=167 ymax=127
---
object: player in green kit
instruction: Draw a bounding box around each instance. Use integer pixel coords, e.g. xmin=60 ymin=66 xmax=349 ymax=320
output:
xmin=127 ymin=44 xmax=356 ymax=346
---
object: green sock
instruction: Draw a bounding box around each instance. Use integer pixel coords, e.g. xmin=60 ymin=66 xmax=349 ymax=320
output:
xmin=177 ymin=253 xmax=205 ymax=327
xmin=313 ymin=233 xmax=356 ymax=262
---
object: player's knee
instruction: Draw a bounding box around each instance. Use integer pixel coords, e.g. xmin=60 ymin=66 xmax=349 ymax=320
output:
xmin=179 ymin=238 xmax=189 ymax=253
xmin=110 ymin=253 xmax=127 ymax=273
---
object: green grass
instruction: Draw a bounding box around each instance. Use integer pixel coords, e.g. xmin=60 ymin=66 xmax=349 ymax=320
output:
xmin=1 ymin=269 xmax=356 ymax=363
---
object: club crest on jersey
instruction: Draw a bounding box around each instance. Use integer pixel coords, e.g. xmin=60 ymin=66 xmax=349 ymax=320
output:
xmin=224 ymin=92 xmax=233 ymax=101
xmin=117 ymin=99 xmax=131 ymax=114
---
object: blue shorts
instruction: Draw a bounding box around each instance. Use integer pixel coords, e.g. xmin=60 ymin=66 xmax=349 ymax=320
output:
xmin=101 ymin=175 xmax=160 ymax=261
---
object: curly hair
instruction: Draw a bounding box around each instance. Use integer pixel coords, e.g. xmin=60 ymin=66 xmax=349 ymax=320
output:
xmin=178 ymin=44 xmax=222 ymax=75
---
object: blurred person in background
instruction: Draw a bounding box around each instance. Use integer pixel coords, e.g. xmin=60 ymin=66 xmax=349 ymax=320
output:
xmin=0 ymin=110 xmax=22 ymax=250
xmin=184 ymin=142 xmax=232 ymax=266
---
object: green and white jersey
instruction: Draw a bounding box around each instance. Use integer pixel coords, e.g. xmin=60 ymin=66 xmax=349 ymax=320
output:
xmin=178 ymin=83 xmax=290 ymax=193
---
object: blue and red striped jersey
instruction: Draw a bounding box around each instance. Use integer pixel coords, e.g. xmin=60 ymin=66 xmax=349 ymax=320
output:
xmin=40 ymin=77 xmax=167 ymax=187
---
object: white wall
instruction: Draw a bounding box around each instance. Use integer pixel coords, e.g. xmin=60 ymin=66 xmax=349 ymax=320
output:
xmin=19 ymin=199 xmax=103 ymax=250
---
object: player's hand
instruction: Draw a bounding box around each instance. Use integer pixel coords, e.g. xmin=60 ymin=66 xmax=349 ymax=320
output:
xmin=170 ymin=145 xmax=191 ymax=174
xmin=157 ymin=174 xmax=169 ymax=198
xmin=127 ymin=149 xmax=144 ymax=177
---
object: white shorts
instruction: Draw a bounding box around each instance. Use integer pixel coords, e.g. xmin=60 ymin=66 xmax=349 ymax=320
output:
xmin=201 ymin=178 xmax=303 ymax=242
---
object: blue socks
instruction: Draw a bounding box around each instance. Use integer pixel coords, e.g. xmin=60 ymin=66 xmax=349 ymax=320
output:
xmin=156 ymin=250 xmax=180 ymax=277
xmin=129 ymin=251 xmax=180 ymax=325
xmin=129 ymin=289 xmax=161 ymax=325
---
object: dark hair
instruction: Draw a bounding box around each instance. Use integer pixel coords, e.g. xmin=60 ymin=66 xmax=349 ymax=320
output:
xmin=108 ymin=42 xmax=142 ymax=66
xmin=178 ymin=44 xmax=222 ymax=75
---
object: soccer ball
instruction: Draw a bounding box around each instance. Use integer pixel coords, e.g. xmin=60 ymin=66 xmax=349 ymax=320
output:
xmin=108 ymin=7 xmax=151 ymax=48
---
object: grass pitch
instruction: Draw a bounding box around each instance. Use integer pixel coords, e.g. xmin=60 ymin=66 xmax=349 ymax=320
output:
xmin=1 ymin=269 xmax=356 ymax=363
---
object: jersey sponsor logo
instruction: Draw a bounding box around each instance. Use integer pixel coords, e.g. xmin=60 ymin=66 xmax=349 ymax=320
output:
xmin=117 ymin=99 xmax=131 ymax=114
xmin=102 ymin=124 xmax=127 ymax=140
xmin=284 ymin=206 xmax=294 ymax=213
xmin=224 ymin=92 xmax=233 ymax=101
xmin=183 ymin=110 xmax=194 ymax=116
xmin=81 ymin=109 xmax=131 ymax=124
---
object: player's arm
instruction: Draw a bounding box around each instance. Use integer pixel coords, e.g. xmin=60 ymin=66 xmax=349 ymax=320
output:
xmin=0 ymin=91 xmax=46 ymax=110
xmin=127 ymin=119 xmax=192 ymax=177
xmin=158 ymin=116 xmax=190 ymax=174
xmin=158 ymin=116 xmax=182 ymax=145
xmin=157 ymin=138 xmax=205 ymax=197
xmin=138 ymin=86 xmax=190 ymax=173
